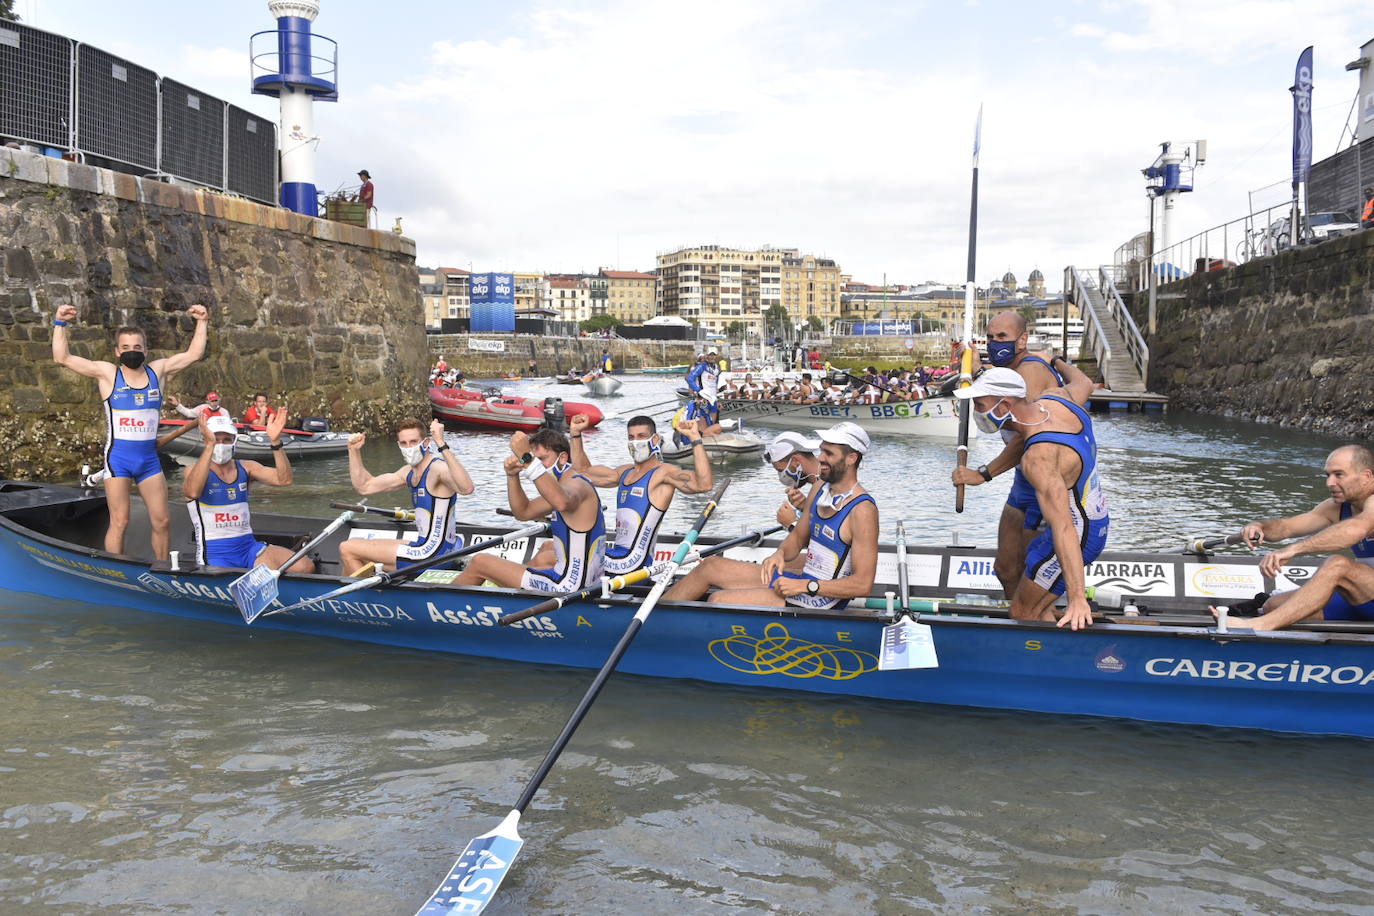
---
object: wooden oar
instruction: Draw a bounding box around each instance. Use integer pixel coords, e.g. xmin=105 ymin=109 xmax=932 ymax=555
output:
xmin=413 ymin=481 xmax=731 ymax=916
xmin=231 ymin=507 xmax=358 ymax=623
xmin=498 ymin=521 xmax=785 ymax=626
xmin=955 ymin=105 xmax=981 ymax=514
xmin=330 ymin=501 xmax=416 ymax=522
xmin=255 ymin=523 xmax=549 ymax=621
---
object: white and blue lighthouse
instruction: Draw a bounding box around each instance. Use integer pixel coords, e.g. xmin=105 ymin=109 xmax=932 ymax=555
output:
xmin=250 ymin=0 xmax=338 ymax=217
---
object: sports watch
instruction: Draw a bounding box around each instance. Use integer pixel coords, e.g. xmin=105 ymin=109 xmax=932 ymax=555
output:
xmin=806 ymin=579 xmax=820 ymax=595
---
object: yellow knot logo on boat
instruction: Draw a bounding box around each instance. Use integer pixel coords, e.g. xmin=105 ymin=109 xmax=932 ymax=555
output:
xmin=709 ymin=622 xmax=878 ymax=680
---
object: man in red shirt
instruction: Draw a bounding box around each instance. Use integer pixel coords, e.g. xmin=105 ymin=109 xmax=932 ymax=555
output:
xmin=243 ymin=392 xmax=279 ymax=426
xmin=172 ymin=390 xmax=232 ymax=422
xmin=357 ymin=169 xmax=374 ymax=226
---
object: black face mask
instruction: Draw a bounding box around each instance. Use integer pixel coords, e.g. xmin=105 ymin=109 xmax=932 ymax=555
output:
xmin=119 ymin=351 xmax=146 ymax=370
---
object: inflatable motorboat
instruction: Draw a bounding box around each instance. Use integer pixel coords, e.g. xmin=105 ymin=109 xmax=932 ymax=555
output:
xmin=429 ymin=386 xmax=603 ymax=432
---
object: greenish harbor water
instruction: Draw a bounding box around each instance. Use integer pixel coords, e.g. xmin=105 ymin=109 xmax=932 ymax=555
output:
xmin=2 ymin=376 xmax=1370 ymax=914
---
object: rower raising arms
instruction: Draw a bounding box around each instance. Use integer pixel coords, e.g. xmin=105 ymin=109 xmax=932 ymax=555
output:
xmin=666 ymin=422 xmax=878 ymax=609
xmin=950 ymin=310 xmax=1081 ymax=598
xmin=338 ymin=419 xmax=475 ymax=574
xmin=1213 ymin=445 xmax=1374 ymax=630
xmin=51 ymin=302 xmax=210 ymax=560
xmin=955 ymin=368 xmax=1108 ymax=631
xmin=455 ymin=429 xmax=607 ymax=592
xmin=184 ymin=408 xmax=312 ymax=572
xmin=568 ymin=413 xmax=712 ymax=575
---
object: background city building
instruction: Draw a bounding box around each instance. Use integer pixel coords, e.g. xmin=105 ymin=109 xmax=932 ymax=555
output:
xmin=601 ymin=270 xmax=658 ymax=323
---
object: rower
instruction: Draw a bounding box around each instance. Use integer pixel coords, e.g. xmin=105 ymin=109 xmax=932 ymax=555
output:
xmin=338 ymin=418 xmax=475 ymax=574
xmin=1211 ymin=445 xmax=1374 ymax=630
xmin=685 ymin=351 xmax=721 ymax=406
xmin=950 ymin=310 xmax=1082 ymax=599
xmin=172 ymin=390 xmax=232 ymax=422
xmin=51 ymin=303 xmax=209 ymax=560
xmin=762 ymin=432 xmax=822 ymax=529
xmin=666 ymin=422 xmax=878 ymax=609
xmin=567 ymin=413 xmax=712 ymax=575
xmin=455 ymin=429 xmax=607 ymax=593
xmin=676 ymin=396 xmax=723 ymax=441
xmin=954 ymin=367 xmax=1107 ymax=630
xmin=184 ymin=410 xmax=312 ymax=572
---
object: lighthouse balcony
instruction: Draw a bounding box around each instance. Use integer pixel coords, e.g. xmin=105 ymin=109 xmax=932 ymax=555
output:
xmin=250 ymin=28 xmax=338 ymax=101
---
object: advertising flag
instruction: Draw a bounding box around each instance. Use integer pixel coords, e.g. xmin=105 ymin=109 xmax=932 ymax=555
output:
xmin=1290 ymin=46 xmax=1313 ymax=183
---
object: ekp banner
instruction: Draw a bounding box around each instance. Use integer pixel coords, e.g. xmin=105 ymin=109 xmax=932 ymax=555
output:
xmin=1290 ymin=46 xmax=1313 ymax=184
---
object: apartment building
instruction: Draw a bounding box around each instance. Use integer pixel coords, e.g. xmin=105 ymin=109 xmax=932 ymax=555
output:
xmin=601 ymin=270 xmax=658 ymax=324
xmin=655 ymin=245 xmax=799 ymax=336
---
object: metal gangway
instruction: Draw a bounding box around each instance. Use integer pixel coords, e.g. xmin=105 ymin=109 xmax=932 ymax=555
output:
xmin=1063 ymin=266 xmax=1151 ymax=394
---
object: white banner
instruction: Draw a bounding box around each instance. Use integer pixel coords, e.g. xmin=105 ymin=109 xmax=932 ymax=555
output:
xmin=468 ymin=338 xmax=506 ymax=353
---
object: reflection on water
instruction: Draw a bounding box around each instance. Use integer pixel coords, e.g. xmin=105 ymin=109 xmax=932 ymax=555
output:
xmin=12 ymin=376 xmax=1370 ymax=913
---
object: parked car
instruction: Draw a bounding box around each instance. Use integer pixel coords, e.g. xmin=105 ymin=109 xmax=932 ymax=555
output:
xmin=1305 ymin=210 xmax=1360 ymax=240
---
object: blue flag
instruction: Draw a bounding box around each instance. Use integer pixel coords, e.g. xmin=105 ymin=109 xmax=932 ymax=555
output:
xmin=1290 ymin=46 xmax=1313 ymax=183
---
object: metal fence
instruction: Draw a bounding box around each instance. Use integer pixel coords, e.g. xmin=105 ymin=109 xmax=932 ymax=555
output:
xmin=0 ymin=21 xmax=277 ymax=205
xmin=1115 ymin=199 xmax=1301 ymax=292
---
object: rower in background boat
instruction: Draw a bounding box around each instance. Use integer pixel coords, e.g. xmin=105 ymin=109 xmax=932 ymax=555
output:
xmin=455 ymin=428 xmax=607 ymax=593
xmin=567 ymin=413 xmax=712 ymax=575
xmin=171 ymin=389 xmax=233 ymax=422
xmin=1211 ymin=444 xmax=1374 ymax=630
xmin=950 ymin=310 xmax=1082 ymax=599
xmin=665 ymin=422 xmax=878 ymax=609
xmin=953 ymin=367 xmax=1107 ymax=630
xmin=338 ymin=419 xmax=475 ymax=575
xmin=184 ymin=409 xmax=313 ymax=573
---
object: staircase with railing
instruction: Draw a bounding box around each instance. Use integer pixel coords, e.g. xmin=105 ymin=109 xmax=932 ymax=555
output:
xmin=1063 ymin=266 xmax=1150 ymax=393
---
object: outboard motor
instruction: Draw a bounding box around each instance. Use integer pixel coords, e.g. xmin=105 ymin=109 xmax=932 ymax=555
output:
xmin=542 ymin=397 xmax=566 ymax=432
xmin=300 ymin=417 xmax=330 ymax=433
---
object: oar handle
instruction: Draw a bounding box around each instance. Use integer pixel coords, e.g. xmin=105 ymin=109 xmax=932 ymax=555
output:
xmin=954 ymin=347 xmax=974 ymax=513
xmin=329 ymin=501 xmax=416 ymax=522
xmin=1188 ymin=533 xmax=1244 ymax=554
xmin=277 ymin=509 xmax=354 ymax=573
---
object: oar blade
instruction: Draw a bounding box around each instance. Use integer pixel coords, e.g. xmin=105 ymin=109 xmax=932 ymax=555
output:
xmin=229 ymin=564 xmax=279 ymax=624
xmin=416 ymin=811 xmax=524 ymax=916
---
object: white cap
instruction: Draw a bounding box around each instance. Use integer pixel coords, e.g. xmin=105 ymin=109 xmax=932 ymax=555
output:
xmin=819 ymin=421 xmax=869 ymax=455
xmin=207 ymin=416 xmax=238 ymax=438
xmin=764 ymin=431 xmax=821 ymax=464
xmin=951 ymin=367 xmax=1027 ymax=400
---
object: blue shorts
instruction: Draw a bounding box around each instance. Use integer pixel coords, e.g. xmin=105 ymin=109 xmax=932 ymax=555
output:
xmin=205 ymin=536 xmax=268 ymax=569
xmin=107 ymin=446 xmax=163 ymax=484
xmin=1006 ymin=468 xmax=1043 ymax=530
xmin=769 ymin=570 xmax=849 ymax=611
xmin=1024 ymin=517 xmax=1109 ymax=596
xmin=1322 ymin=592 xmax=1374 ymax=622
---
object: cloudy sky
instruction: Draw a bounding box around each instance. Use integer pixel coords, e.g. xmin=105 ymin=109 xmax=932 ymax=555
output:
xmin=19 ymin=0 xmax=1372 ymax=289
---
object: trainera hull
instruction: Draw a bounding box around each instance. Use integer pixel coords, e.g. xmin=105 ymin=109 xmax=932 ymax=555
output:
xmin=687 ymin=394 xmax=974 ymax=439
xmin=1 ymin=483 xmax=1368 ymax=738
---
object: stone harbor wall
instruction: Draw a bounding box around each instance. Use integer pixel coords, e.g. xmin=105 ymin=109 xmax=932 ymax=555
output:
xmin=0 ymin=147 xmax=429 ymax=479
xmin=1134 ymin=228 xmax=1374 ymax=440
xmin=428 ymin=334 xmax=703 ymax=377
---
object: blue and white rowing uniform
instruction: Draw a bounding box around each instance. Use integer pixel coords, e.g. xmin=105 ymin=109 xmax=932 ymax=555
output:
xmin=604 ymin=465 xmax=668 ymax=575
xmin=104 ymin=365 xmax=164 ymax=483
xmin=686 ymin=361 xmax=720 ymax=403
xmin=187 ymin=461 xmax=267 ymax=568
xmin=397 ymin=457 xmax=463 ymax=568
xmin=1022 ymin=395 xmax=1110 ymax=596
xmin=1004 ymin=355 xmax=1063 ymax=530
xmin=683 ymin=399 xmax=719 ymax=427
xmin=520 ymin=464 xmax=606 ymax=594
xmin=771 ymin=486 xmax=877 ymax=611
xmin=1323 ymin=501 xmax=1374 ymax=621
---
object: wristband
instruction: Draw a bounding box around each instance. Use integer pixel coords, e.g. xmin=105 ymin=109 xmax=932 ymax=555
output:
xmin=270 ymin=442 xmax=284 ymax=451
xmin=53 ymin=319 xmax=69 ymax=327
xmin=436 ymin=443 xmax=451 ymax=452
xmin=522 ymin=459 xmax=549 ymax=483
xmin=977 ymin=464 xmax=993 ymax=482
xmin=690 ymin=439 xmax=704 ymax=447
xmin=569 ymin=433 xmax=581 ymax=439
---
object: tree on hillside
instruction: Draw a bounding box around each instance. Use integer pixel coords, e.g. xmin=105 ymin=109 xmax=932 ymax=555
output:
xmin=579 ymin=314 xmax=623 ymax=333
xmin=0 ymin=0 xmax=19 ymax=21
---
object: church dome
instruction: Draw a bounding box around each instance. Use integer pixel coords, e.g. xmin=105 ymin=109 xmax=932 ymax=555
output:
xmin=1002 ymin=270 xmax=1016 ymax=285
xmin=1029 ymin=268 xmax=1043 ymax=280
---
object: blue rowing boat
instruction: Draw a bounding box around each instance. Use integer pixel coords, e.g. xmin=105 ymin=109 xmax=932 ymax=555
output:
xmin=2 ymin=481 xmax=1370 ymax=739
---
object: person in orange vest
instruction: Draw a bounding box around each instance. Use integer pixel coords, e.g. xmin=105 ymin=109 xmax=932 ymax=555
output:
xmin=1362 ymin=186 xmax=1374 ymax=229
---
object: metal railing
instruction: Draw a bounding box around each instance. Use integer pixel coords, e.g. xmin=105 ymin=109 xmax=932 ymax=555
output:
xmin=1065 ymin=266 xmax=1114 ymax=375
xmin=1098 ymin=265 xmax=1149 ymax=387
xmin=0 ymin=21 xmax=277 ymax=204
xmin=1116 ymin=199 xmax=1304 ymax=292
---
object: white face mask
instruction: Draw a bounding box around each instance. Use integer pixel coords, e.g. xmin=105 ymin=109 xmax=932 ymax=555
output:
xmin=400 ymin=443 xmax=428 ymax=466
xmin=627 ymin=437 xmax=660 ymax=464
xmin=212 ymin=442 xmax=236 ymax=464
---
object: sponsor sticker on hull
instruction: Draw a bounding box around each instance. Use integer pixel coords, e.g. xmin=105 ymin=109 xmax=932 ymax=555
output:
xmin=946 ymin=556 xmax=1001 ymax=592
xmin=1183 ymin=563 xmax=1265 ymax=599
xmin=1085 ymin=560 xmax=1175 ymax=597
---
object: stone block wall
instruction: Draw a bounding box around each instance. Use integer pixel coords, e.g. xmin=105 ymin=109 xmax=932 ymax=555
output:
xmin=0 ymin=147 xmax=429 ymax=478
xmin=1134 ymin=228 xmax=1374 ymax=439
